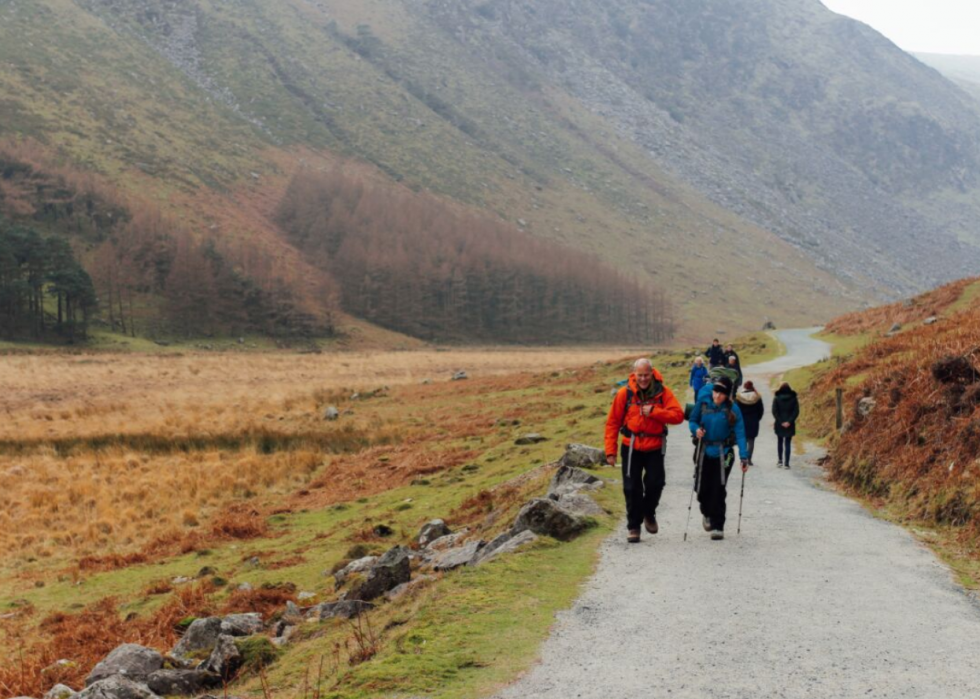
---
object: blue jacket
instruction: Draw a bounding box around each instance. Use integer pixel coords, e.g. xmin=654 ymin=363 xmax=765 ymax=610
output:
xmin=689 ymin=364 xmax=710 ymax=391
xmin=689 ymin=384 xmax=748 ymax=461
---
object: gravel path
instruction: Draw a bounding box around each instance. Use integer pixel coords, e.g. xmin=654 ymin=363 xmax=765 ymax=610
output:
xmin=494 ymin=329 xmax=980 ymax=699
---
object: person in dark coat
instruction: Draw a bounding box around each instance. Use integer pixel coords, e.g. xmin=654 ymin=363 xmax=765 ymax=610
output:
xmin=724 ymin=344 xmax=741 ymax=373
xmin=772 ymin=382 xmax=801 ymax=469
xmin=727 ymin=355 xmax=743 ymax=392
xmin=735 ymin=381 xmax=764 ymax=466
xmin=706 ymin=339 xmax=725 ymax=368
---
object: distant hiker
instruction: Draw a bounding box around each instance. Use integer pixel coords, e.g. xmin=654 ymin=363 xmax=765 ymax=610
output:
xmin=689 ymin=356 xmax=710 ymax=395
xmin=724 ymin=344 xmax=741 ymax=373
xmin=688 ymin=376 xmax=748 ymax=540
xmin=772 ymin=382 xmax=801 ymax=469
xmin=728 ymin=355 xmax=743 ymax=392
xmin=706 ymin=339 xmax=726 ymax=368
xmin=606 ymin=358 xmax=685 ymax=544
xmin=772 ymin=383 xmax=800 ymax=469
xmin=736 ymin=381 xmax=764 ymax=466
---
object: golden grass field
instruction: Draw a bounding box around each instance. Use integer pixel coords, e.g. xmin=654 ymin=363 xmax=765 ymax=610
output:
xmin=0 ymin=348 xmax=640 ymax=571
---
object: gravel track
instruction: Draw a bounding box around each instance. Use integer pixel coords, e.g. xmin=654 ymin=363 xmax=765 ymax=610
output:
xmin=494 ymin=329 xmax=980 ymax=699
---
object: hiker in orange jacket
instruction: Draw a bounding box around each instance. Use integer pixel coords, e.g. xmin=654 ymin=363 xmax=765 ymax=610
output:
xmin=605 ymin=358 xmax=685 ymax=543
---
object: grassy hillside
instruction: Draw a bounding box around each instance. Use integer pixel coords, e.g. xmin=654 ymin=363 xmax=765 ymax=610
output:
xmin=790 ymin=278 xmax=980 ymax=589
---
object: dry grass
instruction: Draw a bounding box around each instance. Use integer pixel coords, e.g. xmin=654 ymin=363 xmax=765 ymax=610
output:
xmin=806 ymin=286 xmax=980 ymax=548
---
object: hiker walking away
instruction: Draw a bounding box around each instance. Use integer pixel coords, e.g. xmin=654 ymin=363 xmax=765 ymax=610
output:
xmin=706 ymin=339 xmax=726 ymax=368
xmin=773 ymin=382 xmax=800 ymax=469
xmin=728 ymin=355 xmax=743 ymax=393
xmin=688 ymin=376 xmax=748 ymax=540
xmin=736 ymin=381 xmax=764 ymax=466
xmin=606 ymin=358 xmax=685 ymax=544
xmin=689 ymin=356 xmax=710 ymax=398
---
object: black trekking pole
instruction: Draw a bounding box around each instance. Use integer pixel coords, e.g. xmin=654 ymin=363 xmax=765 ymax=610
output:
xmin=737 ymin=464 xmax=747 ymax=536
xmin=684 ymin=437 xmax=704 ymax=542
xmin=626 ymin=434 xmax=635 ymax=480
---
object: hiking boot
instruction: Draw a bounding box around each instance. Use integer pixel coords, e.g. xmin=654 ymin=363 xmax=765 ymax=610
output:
xmin=711 ymin=530 xmax=725 ymax=541
xmin=702 ymin=516 xmax=712 ymax=532
xmin=644 ymin=516 xmax=659 ymax=535
xmin=777 ymin=461 xmax=784 ymax=469
xmin=627 ymin=529 xmax=641 ymax=544
xmin=785 ymin=463 xmax=791 ymax=470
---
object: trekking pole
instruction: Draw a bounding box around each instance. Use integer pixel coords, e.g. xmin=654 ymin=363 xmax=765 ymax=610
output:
xmin=626 ymin=435 xmax=635 ymax=480
xmin=737 ymin=464 xmax=747 ymax=536
xmin=684 ymin=438 xmax=703 ymax=542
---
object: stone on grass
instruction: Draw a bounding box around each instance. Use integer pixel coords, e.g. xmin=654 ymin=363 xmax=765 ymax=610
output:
xmin=85 ymin=644 xmax=163 ymax=686
xmin=44 ymin=685 xmax=77 ymax=699
xmin=515 ymin=433 xmax=547 ymax=446
xmin=145 ymin=670 xmax=221 ymax=696
xmin=199 ymin=635 xmax=242 ymax=680
xmin=348 ymin=546 xmax=411 ymax=601
xmin=220 ymin=613 xmax=263 ymax=636
xmin=473 ymin=530 xmax=538 ymax=566
xmin=333 ymin=556 xmax=378 ymax=587
xmin=430 ymin=540 xmax=484 ymax=571
xmin=558 ymin=444 xmax=606 ymax=469
xmin=452 ymin=371 xmax=469 ymax=381
xmin=857 ymin=397 xmax=877 ymax=418
xmin=512 ymin=498 xmax=594 ymax=542
xmin=555 ymin=493 xmax=604 ymax=517
xmin=417 ymin=519 xmax=452 ymax=547
xmin=323 ymin=406 xmax=340 ymax=421
xmin=77 ymin=677 xmax=161 ymax=699
xmin=312 ymin=600 xmax=375 ymax=620
xmin=171 ymin=618 xmax=223 ymax=660
xmin=547 ymin=464 xmax=601 ymax=498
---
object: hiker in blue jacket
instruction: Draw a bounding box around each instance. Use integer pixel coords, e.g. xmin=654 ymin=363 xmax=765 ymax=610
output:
xmin=689 ymin=356 xmax=710 ymax=396
xmin=688 ymin=376 xmax=748 ymax=540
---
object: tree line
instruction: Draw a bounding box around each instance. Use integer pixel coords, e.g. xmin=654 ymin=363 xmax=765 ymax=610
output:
xmin=0 ymin=219 xmax=98 ymax=341
xmin=277 ymin=169 xmax=674 ymax=343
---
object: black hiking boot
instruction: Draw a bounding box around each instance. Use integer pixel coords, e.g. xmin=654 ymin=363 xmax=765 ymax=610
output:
xmin=644 ymin=516 xmax=659 ymax=535
xmin=702 ymin=516 xmax=712 ymax=532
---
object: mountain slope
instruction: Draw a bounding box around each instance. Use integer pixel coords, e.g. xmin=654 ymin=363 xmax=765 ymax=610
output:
xmin=3 ymin=0 xmax=980 ymax=341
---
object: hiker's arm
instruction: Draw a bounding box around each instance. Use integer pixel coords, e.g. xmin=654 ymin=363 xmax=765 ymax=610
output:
xmin=733 ymin=405 xmax=749 ymax=461
xmin=654 ymin=387 xmax=686 ymax=425
xmin=604 ymin=389 xmax=627 ymax=463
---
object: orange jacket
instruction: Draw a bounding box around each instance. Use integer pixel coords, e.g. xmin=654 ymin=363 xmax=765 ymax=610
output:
xmin=605 ymin=370 xmax=685 ymax=457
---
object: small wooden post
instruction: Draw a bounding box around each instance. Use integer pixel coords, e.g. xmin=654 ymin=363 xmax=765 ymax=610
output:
xmin=835 ymin=388 xmax=844 ymax=431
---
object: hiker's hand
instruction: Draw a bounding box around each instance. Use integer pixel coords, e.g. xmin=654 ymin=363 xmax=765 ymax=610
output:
xmin=782 ymin=422 xmax=791 ymax=428
xmin=741 ymin=460 xmax=749 ymax=473
xmin=696 ymin=428 xmax=706 ymax=439
xmin=641 ymin=404 xmax=653 ymax=417
xmin=606 ymin=454 xmax=616 ymax=467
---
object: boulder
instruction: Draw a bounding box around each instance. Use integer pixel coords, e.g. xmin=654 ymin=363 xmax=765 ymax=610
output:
xmin=417 ymin=519 xmax=452 ymax=547
xmin=512 ymin=498 xmax=594 ymax=542
xmin=333 ymin=555 xmax=378 ymax=588
xmin=77 ymin=677 xmax=161 ymax=699
xmin=425 ymin=531 xmax=468 ymax=552
xmin=311 ymin=600 xmax=374 ymax=620
xmin=85 ymin=644 xmax=164 ymax=686
xmin=558 ymin=444 xmax=606 ymax=469
xmin=323 ymin=406 xmax=340 ymax=421
xmin=145 ymin=670 xmax=221 ymax=696
xmin=924 ymin=316 xmax=939 ymax=325
xmin=199 ymin=636 xmax=242 ymax=680
xmin=472 ymin=530 xmax=538 ymax=566
xmin=889 ymin=322 xmax=902 ymax=333
xmin=857 ymin=397 xmax=877 ymax=418
xmin=555 ymin=493 xmax=604 ymax=517
xmin=348 ymin=546 xmax=411 ymax=601
xmin=220 ymin=613 xmax=263 ymax=636
xmin=547 ymin=464 xmax=601 ymax=498
xmin=451 ymin=371 xmax=468 ymax=381
xmin=44 ymin=686 xmax=77 ymax=699
xmin=430 ymin=540 xmax=484 ymax=571
xmin=515 ymin=433 xmax=547 ymax=446
xmin=171 ymin=618 xmax=223 ymax=659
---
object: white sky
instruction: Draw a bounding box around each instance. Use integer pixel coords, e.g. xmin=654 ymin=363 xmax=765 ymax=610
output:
xmin=822 ymin=1 xmax=980 ymax=56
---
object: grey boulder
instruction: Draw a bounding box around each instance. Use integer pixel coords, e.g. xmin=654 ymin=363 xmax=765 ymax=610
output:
xmin=512 ymin=498 xmax=594 ymax=542
xmin=348 ymin=546 xmax=411 ymax=601
xmin=558 ymin=444 xmax=606 ymax=469
xmin=85 ymin=644 xmax=163 ymax=686
xmin=555 ymin=493 xmax=605 ymax=517
xmin=417 ymin=519 xmax=452 ymax=547
xmin=44 ymin=685 xmax=77 ymax=699
xmin=311 ymin=600 xmax=375 ymax=620
xmin=77 ymin=677 xmax=161 ymax=699
xmin=145 ymin=670 xmax=221 ymax=696
xmin=547 ymin=464 xmax=602 ymax=498
xmin=515 ymin=433 xmax=547 ymax=445
xmin=323 ymin=406 xmax=340 ymax=421
xmin=430 ymin=540 xmax=484 ymax=571
xmin=473 ymin=530 xmax=538 ymax=566
xmin=171 ymin=618 xmax=223 ymax=659
xmin=199 ymin=635 xmax=242 ymax=680
xmin=220 ymin=613 xmax=263 ymax=636
xmin=333 ymin=555 xmax=378 ymax=588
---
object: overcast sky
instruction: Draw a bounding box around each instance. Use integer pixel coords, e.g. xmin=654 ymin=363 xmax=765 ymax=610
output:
xmin=822 ymin=1 xmax=980 ymax=56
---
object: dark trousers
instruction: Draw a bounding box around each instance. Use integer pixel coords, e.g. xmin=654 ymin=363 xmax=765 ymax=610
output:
xmin=746 ymin=438 xmax=756 ymax=462
xmin=778 ymin=435 xmax=793 ymax=466
xmin=621 ymin=444 xmax=665 ymax=530
xmin=697 ymin=455 xmax=729 ymax=531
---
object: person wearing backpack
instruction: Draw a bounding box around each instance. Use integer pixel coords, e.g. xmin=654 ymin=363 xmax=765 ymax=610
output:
xmin=772 ymin=382 xmax=800 ymax=469
xmin=605 ymin=358 xmax=685 ymax=544
xmin=689 ymin=356 xmax=710 ymax=397
xmin=736 ymin=381 xmax=764 ymax=466
xmin=688 ymin=376 xmax=748 ymax=540
xmin=706 ymin=339 xmax=726 ymax=368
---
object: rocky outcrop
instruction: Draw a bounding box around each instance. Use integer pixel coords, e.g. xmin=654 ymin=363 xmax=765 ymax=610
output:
xmin=558 ymin=444 xmax=606 ymax=469
xmin=512 ymin=498 xmax=595 ymax=542
xmin=347 ymin=546 xmax=411 ymax=601
xmin=547 ymin=465 xmax=602 ymax=498
xmin=85 ymin=645 xmax=163 ymax=686
xmin=76 ymin=677 xmax=161 ymax=699
xmin=417 ymin=519 xmax=452 ymax=547
xmin=144 ymin=670 xmax=221 ymax=696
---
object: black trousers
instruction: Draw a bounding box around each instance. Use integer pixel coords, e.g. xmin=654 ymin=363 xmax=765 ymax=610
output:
xmin=697 ymin=455 xmax=730 ymax=531
xmin=778 ymin=435 xmax=793 ymax=466
xmin=621 ymin=444 xmax=666 ymax=530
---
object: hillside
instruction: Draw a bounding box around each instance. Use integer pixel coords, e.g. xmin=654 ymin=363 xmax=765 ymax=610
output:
xmin=797 ymin=278 xmax=980 ymax=585
xmin=916 ymin=52 xmax=980 ymax=100
xmin=3 ymin=0 xmax=980 ymax=341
